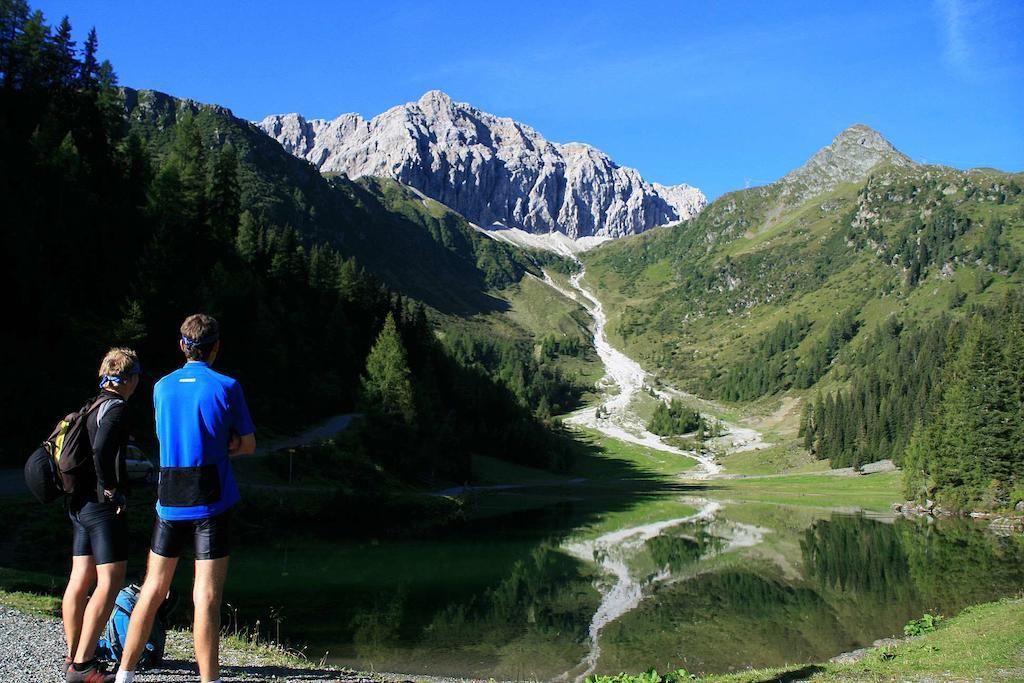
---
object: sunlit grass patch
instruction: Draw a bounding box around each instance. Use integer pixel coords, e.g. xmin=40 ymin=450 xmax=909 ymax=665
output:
xmin=717 ymin=443 xmax=818 ymax=476
xmin=568 ymin=427 xmax=698 ymax=479
xmin=705 ymin=471 xmax=902 ymax=512
xmin=0 ymin=588 xmax=60 ymax=617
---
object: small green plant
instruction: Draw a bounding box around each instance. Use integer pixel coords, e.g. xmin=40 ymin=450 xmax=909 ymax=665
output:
xmin=663 ymin=670 xmax=694 ymax=683
xmin=585 ymin=668 xmax=694 ymax=683
xmin=903 ymin=612 xmax=943 ymax=636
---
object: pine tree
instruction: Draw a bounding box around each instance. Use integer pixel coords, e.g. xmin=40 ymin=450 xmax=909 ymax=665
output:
xmin=79 ymin=26 xmax=98 ymax=86
xmin=235 ymin=210 xmax=262 ymax=263
xmin=360 ymin=313 xmax=416 ymax=426
xmin=146 ymin=164 xmax=188 ymax=242
xmin=934 ymin=319 xmax=988 ymax=499
xmin=1005 ymin=301 xmax=1024 ymax=478
xmin=976 ymin=322 xmax=1017 ymax=491
xmin=15 ymin=10 xmax=49 ymax=89
xmin=94 ymin=58 xmax=121 ymax=140
xmin=902 ymin=421 xmax=934 ymax=500
xmin=0 ymin=3 xmax=31 ymax=89
xmin=114 ymin=299 xmax=147 ymax=343
xmin=167 ymin=113 xmax=207 ymax=226
xmin=120 ymin=132 xmax=152 ymax=210
xmin=536 ymin=395 xmax=552 ymax=421
xmin=338 ymin=256 xmax=368 ymax=303
xmin=307 ymin=244 xmax=338 ymax=292
xmin=208 ymin=143 xmax=240 ymax=243
xmin=269 ymin=226 xmax=305 ymax=282
xmin=646 ymin=398 xmax=700 ymax=435
xmin=51 ymin=16 xmax=75 ymax=87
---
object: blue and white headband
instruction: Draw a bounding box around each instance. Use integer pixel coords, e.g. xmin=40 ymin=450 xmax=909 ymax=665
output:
xmin=99 ymin=361 xmax=141 ymax=388
xmin=181 ymin=332 xmax=219 ymax=350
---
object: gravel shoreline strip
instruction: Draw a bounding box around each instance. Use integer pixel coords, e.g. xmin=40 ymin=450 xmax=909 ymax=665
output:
xmin=0 ymin=605 xmax=382 ymax=682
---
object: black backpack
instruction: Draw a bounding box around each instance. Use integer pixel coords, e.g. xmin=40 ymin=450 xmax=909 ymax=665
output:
xmin=24 ymin=395 xmax=117 ymax=503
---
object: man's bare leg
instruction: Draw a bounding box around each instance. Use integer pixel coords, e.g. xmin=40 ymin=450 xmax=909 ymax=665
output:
xmin=62 ymin=556 xmax=97 ymax=659
xmin=193 ymin=556 xmax=229 ymax=682
xmin=73 ymin=560 xmax=126 ymax=663
xmin=119 ymin=552 xmax=178 ymax=672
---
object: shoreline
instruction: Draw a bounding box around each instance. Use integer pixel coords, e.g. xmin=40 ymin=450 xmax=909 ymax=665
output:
xmin=3 ymin=592 xmax=1020 ymax=682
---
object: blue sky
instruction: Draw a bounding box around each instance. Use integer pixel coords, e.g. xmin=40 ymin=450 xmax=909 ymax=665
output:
xmin=35 ymin=0 xmax=1024 ymax=199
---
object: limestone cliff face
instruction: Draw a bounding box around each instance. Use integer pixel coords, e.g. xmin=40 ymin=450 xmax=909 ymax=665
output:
xmin=259 ymin=91 xmax=705 ymax=239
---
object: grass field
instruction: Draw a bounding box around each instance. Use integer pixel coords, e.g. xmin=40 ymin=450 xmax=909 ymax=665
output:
xmin=700 ymin=471 xmax=903 ymax=513
xmin=472 ymin=427 xmax=698 ymax=486
xmin=567 ymin=427 xmax=698 ymax=479
xmin=467 ymin=427 xmax=700 ymax=524
xmin=716 ymin=443 xmax=824 ymax=476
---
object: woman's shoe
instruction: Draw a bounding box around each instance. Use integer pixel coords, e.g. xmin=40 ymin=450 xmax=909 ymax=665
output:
xmin=65 ymin=659 xmax=116 ymax=683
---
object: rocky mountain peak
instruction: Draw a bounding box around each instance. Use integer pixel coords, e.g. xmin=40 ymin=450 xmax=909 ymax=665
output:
xmin=258 ymin=93 xmax=705 ymax=239
xmin=828 ymin=123 xmax=909 ymax=165
xmin=779 ymin=124 xmax=914 ymax=202
xmin=417 ymin=89 xmax=454 ymax=107
xmin=413 ymin=90 xmax=462 ymax=121
xmin=835 ymin=122 xmax=887 ymax=141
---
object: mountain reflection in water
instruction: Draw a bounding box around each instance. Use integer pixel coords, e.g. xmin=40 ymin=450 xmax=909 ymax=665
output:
xmin=226 ymin=499 xmax=1024 ymax=679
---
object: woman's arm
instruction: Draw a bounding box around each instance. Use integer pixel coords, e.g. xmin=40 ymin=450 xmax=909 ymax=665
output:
xmin=92 ymin=399 xmax=127 ymax=494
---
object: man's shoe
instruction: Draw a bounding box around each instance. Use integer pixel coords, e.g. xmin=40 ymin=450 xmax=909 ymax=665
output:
xmin=66 ymin=660 xmax=115 ymax=683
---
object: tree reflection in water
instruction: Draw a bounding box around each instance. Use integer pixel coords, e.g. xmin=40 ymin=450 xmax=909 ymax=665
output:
xmin=803 ymin=513 xmax=1024 ymax=611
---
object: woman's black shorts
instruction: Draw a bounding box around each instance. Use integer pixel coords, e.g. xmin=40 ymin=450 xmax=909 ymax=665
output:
xmin=70 ymin=501 xmax=128 ymax=565
xmin=150 ymin=510 xmax=231 ymax=560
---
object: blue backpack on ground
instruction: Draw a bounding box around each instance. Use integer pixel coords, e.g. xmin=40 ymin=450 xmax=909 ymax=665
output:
xmin=96 ymin=584 xmax=166 ymax=670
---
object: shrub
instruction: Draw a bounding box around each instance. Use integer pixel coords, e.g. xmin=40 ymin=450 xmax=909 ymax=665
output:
xmin=903 ymin=612 xmax=943 ymax=636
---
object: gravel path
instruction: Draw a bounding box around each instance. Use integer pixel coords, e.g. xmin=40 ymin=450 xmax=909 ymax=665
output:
xmin=1 ymin=606 xmax=65 ymax=682
xmin=0 ymin=606 xmax=380 ymax=683
xmin=255 ymin=414 xmax=361 ymax=456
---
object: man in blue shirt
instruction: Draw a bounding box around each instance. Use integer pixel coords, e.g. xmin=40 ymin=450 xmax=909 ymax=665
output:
xmin=116 ymin=314 xmax=255 ymax=683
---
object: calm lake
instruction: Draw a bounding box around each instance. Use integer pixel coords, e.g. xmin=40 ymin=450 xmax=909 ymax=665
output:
xmin=223 ymin=481 xmax=1024 ymax=680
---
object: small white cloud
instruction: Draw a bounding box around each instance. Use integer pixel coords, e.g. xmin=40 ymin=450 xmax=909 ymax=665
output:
xmin=935 ymin=0 xmax=1024 ymax=81
xmin=937 ymin=0 xmax=971 ymax=73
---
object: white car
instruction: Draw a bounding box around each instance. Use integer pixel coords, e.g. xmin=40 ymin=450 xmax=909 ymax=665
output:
xmin=126 ymin=444 xmax=156 ymax=484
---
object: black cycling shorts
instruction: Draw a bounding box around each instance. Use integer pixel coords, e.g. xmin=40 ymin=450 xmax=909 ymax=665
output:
xmin=150 ymin=510 xmax=231 ymax=560
xmin=70 ymin=501 xmax=128 ymax=565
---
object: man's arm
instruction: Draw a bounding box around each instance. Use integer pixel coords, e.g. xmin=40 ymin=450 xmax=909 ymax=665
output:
xmin=227 ymin=380 xmax=257 ymax=456
xmin=229 ymin=433 xmax=256 ymax=456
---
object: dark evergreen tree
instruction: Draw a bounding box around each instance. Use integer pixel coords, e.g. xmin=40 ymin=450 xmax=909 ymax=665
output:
xmin=207 ymin=143 xmax=240 ymax=244
xmin=647 ymin=399 xmax=702 ymax=436
xmin=903 ymin=298 xmax=1024 ymax=508
xmin=361 ymin=313 xmax=417 ymax=427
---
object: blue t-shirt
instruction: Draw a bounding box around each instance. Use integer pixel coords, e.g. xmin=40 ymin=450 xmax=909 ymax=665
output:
xmin=153 ymin=361 xmax=255 ymax=521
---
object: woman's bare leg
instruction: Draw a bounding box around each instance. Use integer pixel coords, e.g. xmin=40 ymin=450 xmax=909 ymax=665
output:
xmin=63 ymin=555 xmax=97 ymax=659
xmin=73 ymin=560 xmax=126 ymax=663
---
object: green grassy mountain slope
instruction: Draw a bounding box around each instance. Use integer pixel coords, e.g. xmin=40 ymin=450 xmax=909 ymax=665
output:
xmin=581 ymin=125 xmax=1023 ymax=475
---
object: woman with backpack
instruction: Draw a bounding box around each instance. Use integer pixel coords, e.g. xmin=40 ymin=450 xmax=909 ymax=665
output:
xmin=62 ymin=348 xmax=140 ymax=683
